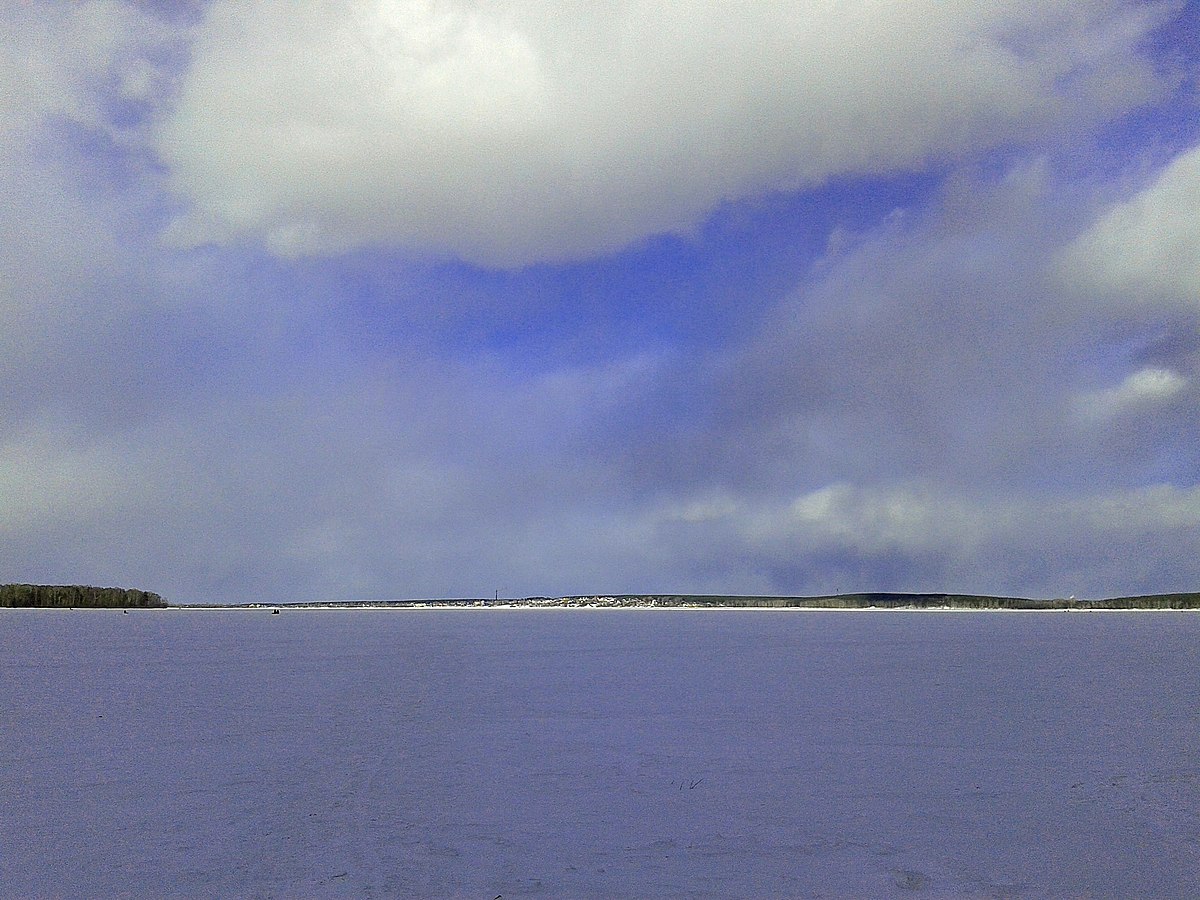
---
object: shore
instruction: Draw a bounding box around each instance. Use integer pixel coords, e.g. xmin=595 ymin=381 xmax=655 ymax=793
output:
xmin=10 ymin=590 xmax=1196 ymax=611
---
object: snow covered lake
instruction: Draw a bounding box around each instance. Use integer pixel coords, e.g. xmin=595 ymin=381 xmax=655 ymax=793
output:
xmin=3 ymin=609 xmax=1200 ymax=898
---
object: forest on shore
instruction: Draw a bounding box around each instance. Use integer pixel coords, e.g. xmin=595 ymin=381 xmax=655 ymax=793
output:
xmin=1 ymin=584 xmax=166 ymax=608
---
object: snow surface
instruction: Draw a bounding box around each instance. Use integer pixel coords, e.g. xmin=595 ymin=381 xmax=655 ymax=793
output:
xmin=3 ymin=609 xmax=1200 ymax=898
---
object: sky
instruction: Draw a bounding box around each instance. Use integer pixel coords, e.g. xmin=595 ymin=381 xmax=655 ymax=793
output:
xmin=2 ymin=0 xmax=1199 ymax=604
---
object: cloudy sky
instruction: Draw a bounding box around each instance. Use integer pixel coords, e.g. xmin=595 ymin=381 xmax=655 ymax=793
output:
xmin=2 ymin=1 xmax=1198 ymax=604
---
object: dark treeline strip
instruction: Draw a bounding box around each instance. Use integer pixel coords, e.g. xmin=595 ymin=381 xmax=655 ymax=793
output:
xmin=1085 ymin=593 xmax=1200 ymax=610
xmin=0 ymin=584 xmax=166 ymax=608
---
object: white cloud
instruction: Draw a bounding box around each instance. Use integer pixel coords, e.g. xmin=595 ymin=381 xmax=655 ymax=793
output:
xmin=0 ymin=1 xmax=173 ymax=142
xmin=156 ymin=0 xmax=1170 ymax=267
xmin=786 ymin=482 xmax=976 ymax=553
xmin=1076 ymin=366 xmax=1189 ymax=422
xmin=0 ymin=2 xmax=184 ymax=355
xmin=1060 ymin=142 xmax=1200 ymax=304
xmin=641 ymin=479 xmax=1200 ymax=597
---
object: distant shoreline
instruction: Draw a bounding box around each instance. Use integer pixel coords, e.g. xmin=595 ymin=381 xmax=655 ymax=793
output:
xmin=11 ymin=604 xmax=1199 ymax=613
xmin=176 ymin=590 xmax=1200 ymax=611
xmin=157 ymin=604 xmax=1199 ymax=613
xmin=6 ymin=588 xmax=1197 ymax=611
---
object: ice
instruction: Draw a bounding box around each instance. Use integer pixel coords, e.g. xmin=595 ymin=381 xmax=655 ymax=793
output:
xmin=3 ymin=609 xmax=1200 ymax=897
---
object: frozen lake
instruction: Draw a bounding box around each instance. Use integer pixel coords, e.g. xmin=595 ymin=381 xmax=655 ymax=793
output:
xmin=3 ymin=609 xmax=1200 ymax=898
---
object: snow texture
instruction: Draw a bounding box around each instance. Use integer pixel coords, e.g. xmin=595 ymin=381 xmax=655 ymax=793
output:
xmin=3 ymin=609 xmax=1200 ymax=898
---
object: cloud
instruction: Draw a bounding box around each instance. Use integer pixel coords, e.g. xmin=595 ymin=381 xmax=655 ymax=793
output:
xmin=597 ymin=165 xmax=1081 ymax=489
xmin=9 ymin=368 xmax=1194 ymax=603
xmin=640 ymin=480 xmax=1200 ymax=598
xmin=0 ymin=1 xmax=194 ymax=383
xmin=1075 ymin=365 xmax=1189 ymax=421
xmin=1060 ymin=141 xmax=1200 ymax=304
xmin=0 ymin=1 xmax=179 ymax=142
xmin=0 ymin=430 xmax=139 ymax=534
xmin=0 ymin=329 xmax=662 ymax=602
xmin=155 ymin=0 xmax=1171 ymax=267
xmin=587 ymin=151 xmax=1200 ymax=529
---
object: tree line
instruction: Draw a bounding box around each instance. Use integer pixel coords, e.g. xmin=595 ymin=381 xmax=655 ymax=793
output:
xmin=0 ymin=584 xmax=166 ymax=608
